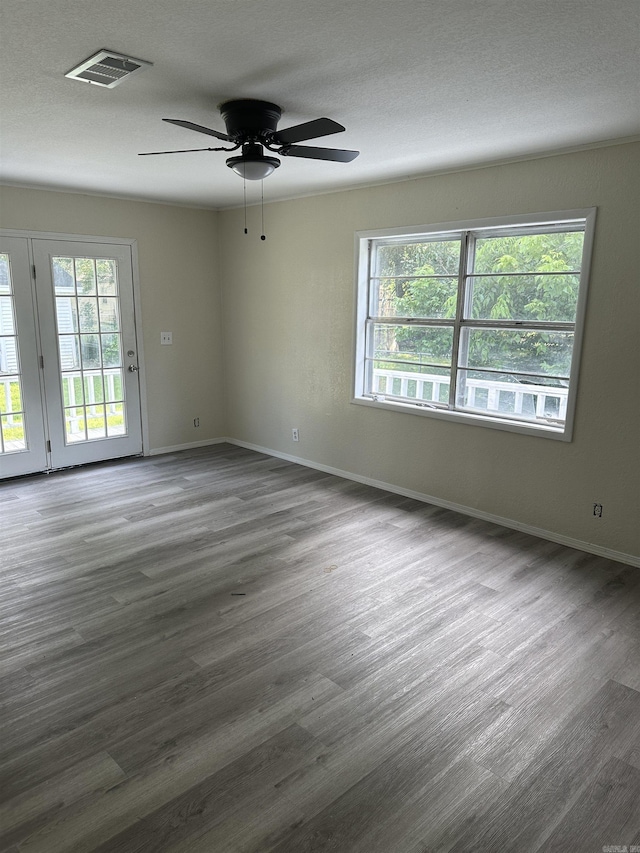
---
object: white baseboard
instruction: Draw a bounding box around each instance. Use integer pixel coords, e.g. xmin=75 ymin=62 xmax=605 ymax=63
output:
xmin=227 ymin=438 xmax=640 ymax=569
xmin=148 ymin=437 xmax=227 ymax=456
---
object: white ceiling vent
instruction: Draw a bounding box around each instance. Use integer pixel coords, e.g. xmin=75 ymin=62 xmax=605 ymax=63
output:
xmin=65 ymin=50 xmax=152 ymax=88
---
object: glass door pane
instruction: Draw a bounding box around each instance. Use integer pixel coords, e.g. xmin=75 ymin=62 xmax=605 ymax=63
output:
xmin=52 ymin=256 xmax=127 ymax=445
xmin=0 ymin=236 xmax=48 ymax=478
xmin=0 ymin=253 xmax=26 ymax=452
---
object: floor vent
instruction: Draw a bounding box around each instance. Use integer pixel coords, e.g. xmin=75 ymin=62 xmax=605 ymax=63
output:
xmin=65 ymin=50 xmax=152 ymax=88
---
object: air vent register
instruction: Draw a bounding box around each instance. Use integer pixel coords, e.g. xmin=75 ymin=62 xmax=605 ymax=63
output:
xmin=65 ymin=50 xmax=152 ymax=88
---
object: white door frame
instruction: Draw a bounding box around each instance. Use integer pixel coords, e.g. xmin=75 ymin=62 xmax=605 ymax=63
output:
xmin=0 ymin=228 xmax=149 ymax=467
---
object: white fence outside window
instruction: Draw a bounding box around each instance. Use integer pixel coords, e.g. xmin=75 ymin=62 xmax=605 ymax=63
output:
xmin=372 ymin=367 xmax=568 ymax=422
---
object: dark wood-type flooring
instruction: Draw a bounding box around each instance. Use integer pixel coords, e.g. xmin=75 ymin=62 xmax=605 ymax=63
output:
xmin=2 ymin=444 xmax=640 ymax=852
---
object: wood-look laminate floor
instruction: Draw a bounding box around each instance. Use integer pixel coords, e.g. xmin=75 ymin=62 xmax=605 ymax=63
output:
xmin=2 ymin=444 xmax=640 ymax=853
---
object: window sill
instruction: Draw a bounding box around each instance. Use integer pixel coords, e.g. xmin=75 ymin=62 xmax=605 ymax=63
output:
xmin=351 ymin=395 xmax=571 ymax=441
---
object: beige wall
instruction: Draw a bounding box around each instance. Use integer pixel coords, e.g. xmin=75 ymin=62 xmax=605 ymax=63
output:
xmin=2 ymin=142 xmax=638 ymax=560
xmin=219 ymin=142 xmax=640 ymax=559
xmin=0 ymin=187 xmax=223 ymax=450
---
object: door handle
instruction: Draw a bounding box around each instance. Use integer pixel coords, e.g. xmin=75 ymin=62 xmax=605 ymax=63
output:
xmin=128 ymin=364 xmax=139 ymax=372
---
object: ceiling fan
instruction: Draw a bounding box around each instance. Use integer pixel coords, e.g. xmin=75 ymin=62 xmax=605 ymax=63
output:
xmin=139 ymin=98 xmax=359 ymax=180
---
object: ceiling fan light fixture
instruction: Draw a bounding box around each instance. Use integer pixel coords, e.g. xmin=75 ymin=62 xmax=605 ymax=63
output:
xmin=226 ymin=153 xmax=281 ymax=180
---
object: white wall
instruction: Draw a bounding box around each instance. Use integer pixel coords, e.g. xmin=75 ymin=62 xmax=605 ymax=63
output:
xmin=218 ymin=141 xmax=640 ymax=561
xmin=0 ymin=187 xmax=223 ymax=451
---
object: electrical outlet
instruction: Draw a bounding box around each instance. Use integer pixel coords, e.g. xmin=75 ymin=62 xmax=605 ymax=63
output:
xmin=193 ymin=417 xmax=200 ymax=428
xmin=292 ymin=428 xmax=299 ymax=442
xmin=593 ymin=503 xmax=603 ymax=518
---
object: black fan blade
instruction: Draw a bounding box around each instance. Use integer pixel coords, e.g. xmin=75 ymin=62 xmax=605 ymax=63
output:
xmin=273 ymin=117 xmax=345 ymax=145
xmin=281 ymin=145 xmax=359 ymax=162
xmin=139 ymin=147 xmax=231 ymax=156
xmin=163 ymin=118 xmax=229 ymax=141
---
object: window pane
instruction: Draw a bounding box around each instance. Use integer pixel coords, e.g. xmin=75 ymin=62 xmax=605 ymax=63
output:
xmin=56 ymin=297 xmax=79 ymax=333
xmin=2 ymin=413 xmax=26 ymax=451
xmin=65 ymin=407 xmax=87 ymax=442
xmin=371 ymin=276 xmax=458 ymax=319
xmin=101 ymin=334 xmax=121 ymax=368
xmin=0 ymin=255 xmax=10 ymax=294
xmin=97 ymin=259 xmax=118 ymax=295
xmin=62 ymin=374 xmax=84 ymax=406
xmin=372 ymin=323 xmax=453 ymax=368
xmin=98 ymin=297 xmax=119 ymax=332
xmin=371 ymin=360 xmax=450 ymax=403
xmin=59 ymin=335 xmax=81 ymax=370
xmin=51 ymin=256 xmax=128 ymax=446
xmin=84 ymin=372 xmax=105 ymax=404
xmin=80 ymin=334 xmax=101 ymax=369
xmin=467 ymin=274 xmax=580 ymax=322
xmin=104 ymin=370 xmax=124 ymax=403
xmin=0 ymin=337 xmax=18 ymax=374
xmin=463 ymin=328 xmax=574 ymax=377
xmin=53 ymin=258 xmax=75 ymax=293
xmin=457 ymin=369 xmax=569 ymax=423
xmin=374 ymin=240 xmax=461 ymax=277
xmin=87 ymin=404 xmax=107 ymax=439
xmin=107 ymin=402 xmax=126 ymax=436
xmin=78 ymin=298 xmax=99 ymax=332
xmin=473 ymin=231 xmax=584 ymax=274
xmin=75 ymin=258 xmax=97 ymax=294
xmin=0 ymin=377 xmax=21 ymax=413
xmin=0 ymin=253 xmax=21 ymax=442
xmin=0 ymin=296 xmax=15 ymax=334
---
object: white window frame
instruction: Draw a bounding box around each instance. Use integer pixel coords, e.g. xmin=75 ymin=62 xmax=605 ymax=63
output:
xmin=353 ymin=209 xmax=596 ymax=440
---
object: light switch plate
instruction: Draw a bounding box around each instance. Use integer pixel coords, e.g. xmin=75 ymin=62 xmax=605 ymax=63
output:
xmin=161 ymin=331 xmax=173 ymax=345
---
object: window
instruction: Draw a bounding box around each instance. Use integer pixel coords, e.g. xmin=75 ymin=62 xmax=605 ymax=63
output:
xmin=354 ymin=210 xmax=595 ymax=439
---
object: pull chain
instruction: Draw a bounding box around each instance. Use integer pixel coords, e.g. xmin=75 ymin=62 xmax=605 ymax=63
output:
xmin=243 ymin=176 xmax=248 ymax=234
xmin=260 ymin=180 xmax=266 ymax=241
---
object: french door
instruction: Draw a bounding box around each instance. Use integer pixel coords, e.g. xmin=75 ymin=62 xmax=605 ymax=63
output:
xmin=0 ymin=234 xmax=143 ymax=478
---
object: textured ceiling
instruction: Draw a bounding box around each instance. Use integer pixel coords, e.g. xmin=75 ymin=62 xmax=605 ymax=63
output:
xmin=1 ymin=0 xmax=639 ymax=209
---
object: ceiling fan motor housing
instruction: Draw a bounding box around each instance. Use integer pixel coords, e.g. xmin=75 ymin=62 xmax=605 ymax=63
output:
xmin=219 ymin=99 xmax=282 ymax=142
